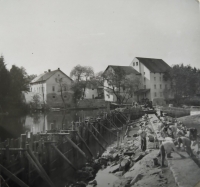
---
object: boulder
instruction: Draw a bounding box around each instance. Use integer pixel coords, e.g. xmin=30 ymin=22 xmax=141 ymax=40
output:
xmin=133 ymin=152 xmax=146 ymax=162
xmin=130 ymin=173 xmax=144 ymax=185
xmin=88 ymin=179 xmax=97 ymax=185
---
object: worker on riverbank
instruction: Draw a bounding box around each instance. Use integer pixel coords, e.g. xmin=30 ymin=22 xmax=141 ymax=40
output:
xmin=157 ymin=139 xmax=185 ymax=167
xmin=138 ymin=126 xmax=147 ymax=151
xmin=177 ymin=137 xmax=194 ymax=157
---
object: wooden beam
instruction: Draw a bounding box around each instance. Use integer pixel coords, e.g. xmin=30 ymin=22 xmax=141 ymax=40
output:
xmin=97 ymin=121 xmax=117 ymax=137
xmin=85 ymin=124 xmax=106 ymax=151
xmin=91 ymin=124 xmax=109 ymax=144
xmin=75 ymin=132 xmax=94 ymax=157
xmin=2 ymin=168 xmax=24 ymax=185
xmin=25 ymin=151 xmax=55 ymax=187
xmin=0 ymin=164 xmax=29 ymax=187
xmin=63 ymin=136 xmax=87 ymax=159
xmin=51 ymin=144 xmax=77 ymax=171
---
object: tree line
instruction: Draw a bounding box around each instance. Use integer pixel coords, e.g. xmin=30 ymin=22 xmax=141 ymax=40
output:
xmin=164 ymin=64 xmax=200 ymax=105
xmin=0 ymin=56 xmax=36 ymax=114
xmin=1 ymin=54 xmax=200 ymax=113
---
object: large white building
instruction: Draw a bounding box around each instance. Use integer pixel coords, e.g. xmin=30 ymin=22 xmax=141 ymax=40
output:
xmin=29 ymin=68 xmax=73 ymax=107
xmin=130 ymin=57 xmax=173 ymax=102
xmin=103 ymin=57 xmax=174 ymax=104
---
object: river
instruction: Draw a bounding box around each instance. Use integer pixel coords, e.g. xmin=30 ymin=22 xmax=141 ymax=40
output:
xmin=0 ymin=109 xmax=108 ymax=141
xmin=0 ymin=109 xmax=119 ymax=186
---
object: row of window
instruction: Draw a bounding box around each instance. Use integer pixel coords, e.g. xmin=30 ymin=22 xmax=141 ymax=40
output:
xmin=143 ymin=77 xmax=163 ymax=81
xmin=132 ymin=62 xmax=138 ymax=66
xmin=143 ymin=84 xmax=168 ymax=89
xmin=30 ymin=87 xmax=45 ymax=93
xmin=52 ymin=86 xmax=67 ymax=92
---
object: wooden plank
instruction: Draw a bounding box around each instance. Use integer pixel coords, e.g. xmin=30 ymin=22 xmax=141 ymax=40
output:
xmin=85 ymin=124 xmax=107 ymax=151
xmin=97 ymin=121 xmax=117 ymax=137
xmin=63 ymin=136 xmax=87 ymax=159
xmin=0 ymin=164 xmax=29 ymax=187
xmin=91 ymin=124 xmax=108 ymax=144
xmin=75 ymin=132 xmax=94 ymax=157
xmin=51 ymin=144 xmax=77 ymax=170
xmin=2 ymin=168 xmax=24 ymax=185
xmin=25 ymin=151 xmax=55 ymax=187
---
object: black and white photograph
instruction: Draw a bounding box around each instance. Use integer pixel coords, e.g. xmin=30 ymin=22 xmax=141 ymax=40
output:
xmin=0 ymin=0 xmax=200 ymax=187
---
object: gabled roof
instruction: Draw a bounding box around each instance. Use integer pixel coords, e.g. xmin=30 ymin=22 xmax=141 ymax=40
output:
xmin=31 ymin=69 xmax=72 ymax=84
xmin=104 ymin=65 xmax=141 ymax=75
xmin=135 ymin=57 xmax=171 ymax=73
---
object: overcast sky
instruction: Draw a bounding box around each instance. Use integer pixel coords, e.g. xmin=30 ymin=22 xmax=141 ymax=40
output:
xmin=0 ymin=0 xmax=200 ymax=76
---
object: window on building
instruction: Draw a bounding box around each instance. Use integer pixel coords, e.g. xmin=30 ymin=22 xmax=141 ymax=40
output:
xmin=144 ymin=77 xmax=146 ymax=81
xmin=52 ymin=95 xmax=55 ymax=99
xmin=64 ymin=95 xmax=66 ymax=98
xmin=160 ymin=92 xmax=162 ymax=97
xmin=133 ymin=62 xmax=135 ymax=66
xmin=154 ymin=92 xmax=157 ymax=97
xmin=154 ymin=84 xmax=156 ymax=89
xmin=136 ymin=62 xmax=138 ymax=66
xmin=144 ymin=72 xmax=145 ymax=75
xmin=154 ymin=77 xmax=156 ymax=81
xmin=52 ymin=86 xmax=55 ymax=91
xmin=160 ymin=84 xmax=162 ymax=89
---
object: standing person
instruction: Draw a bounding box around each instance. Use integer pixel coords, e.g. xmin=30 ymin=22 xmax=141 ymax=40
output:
xmin=157 ymin=140 xmax=185 ymax=167
xmin=138 ymin=126 xmax=147 ymax=151
xmin=177 ymin=137 xmax=194 ymax=157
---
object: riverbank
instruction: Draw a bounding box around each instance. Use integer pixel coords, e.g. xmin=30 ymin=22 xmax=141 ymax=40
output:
xmin=85 ymin=117 xmax=176 ymax=187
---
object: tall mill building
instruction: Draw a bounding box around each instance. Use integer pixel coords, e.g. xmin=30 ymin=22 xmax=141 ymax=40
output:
xmin=129 ymin=57 xmax=173 ymax=102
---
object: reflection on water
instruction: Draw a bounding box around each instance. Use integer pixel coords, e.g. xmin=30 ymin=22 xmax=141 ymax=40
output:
xmin=0 ymin=109 xmax=108 ymax=141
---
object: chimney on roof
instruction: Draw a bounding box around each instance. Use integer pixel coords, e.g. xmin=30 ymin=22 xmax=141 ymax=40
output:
xmin=58 ymin=68 xmax=60 ymax=70
xmin=48 ymin=69 xmax=51 ymax=72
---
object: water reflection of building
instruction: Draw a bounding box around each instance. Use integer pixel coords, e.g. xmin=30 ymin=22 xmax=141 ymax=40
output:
xmin=24 ymin=110 xmax=106 ymax=134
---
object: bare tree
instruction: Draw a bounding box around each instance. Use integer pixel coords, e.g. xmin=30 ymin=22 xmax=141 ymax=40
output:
xmin=55 ymin=77 xmax=70 ymax=110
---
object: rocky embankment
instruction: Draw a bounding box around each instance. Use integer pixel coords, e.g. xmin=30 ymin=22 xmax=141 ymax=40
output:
xmin=68 ymin=117 xmax=177 ymax=187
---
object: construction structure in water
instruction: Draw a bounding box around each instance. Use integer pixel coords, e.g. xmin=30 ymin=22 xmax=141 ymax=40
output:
xmin=0 ymin=108 xmax=143 ymax=187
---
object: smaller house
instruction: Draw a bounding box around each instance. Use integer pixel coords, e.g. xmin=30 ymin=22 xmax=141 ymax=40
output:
xmin=84 ymin=82 xmax=104 ymax=99
xmin=29 ymin=68 xmax=73 ymax=107
xmin=103 ymin=65 xmax=141 ymax=104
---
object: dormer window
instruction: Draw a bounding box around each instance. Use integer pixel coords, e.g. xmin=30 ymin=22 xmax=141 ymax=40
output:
xmin=133 ymin=62 xmax=135 ymax=66
xmin=136 ymin=62 xmax=138 ymax=66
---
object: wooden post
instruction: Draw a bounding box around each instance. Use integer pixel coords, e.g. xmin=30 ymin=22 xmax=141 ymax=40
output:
xmin=91 ymin=124 xmax=108 ymax=144
xmin=85 ymin=124 xmax=106 ymax=151
xmin=51 ymin=144 xmax=77 ymax=171
xmin=106 ymin=118 xmax=119 ymax=129
xmin=76 ymin=132 xmax=94 ymax=157
xmin=117 ymin=131 xmax=119 ymax=148
xmin=28 ymin=144 xmax=54 ymax=184
xmin=25 ymin=151 xmax=55 ymax=187
xmin=0 ymin=164 xmax=29 ymax=187
xmin=63 ymin=136 xmax=87 ymax=159
xmin=2 ymin=168 xmax=24 ymax=185
xmin=97 ymin=121 xmax=117 ymax=137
